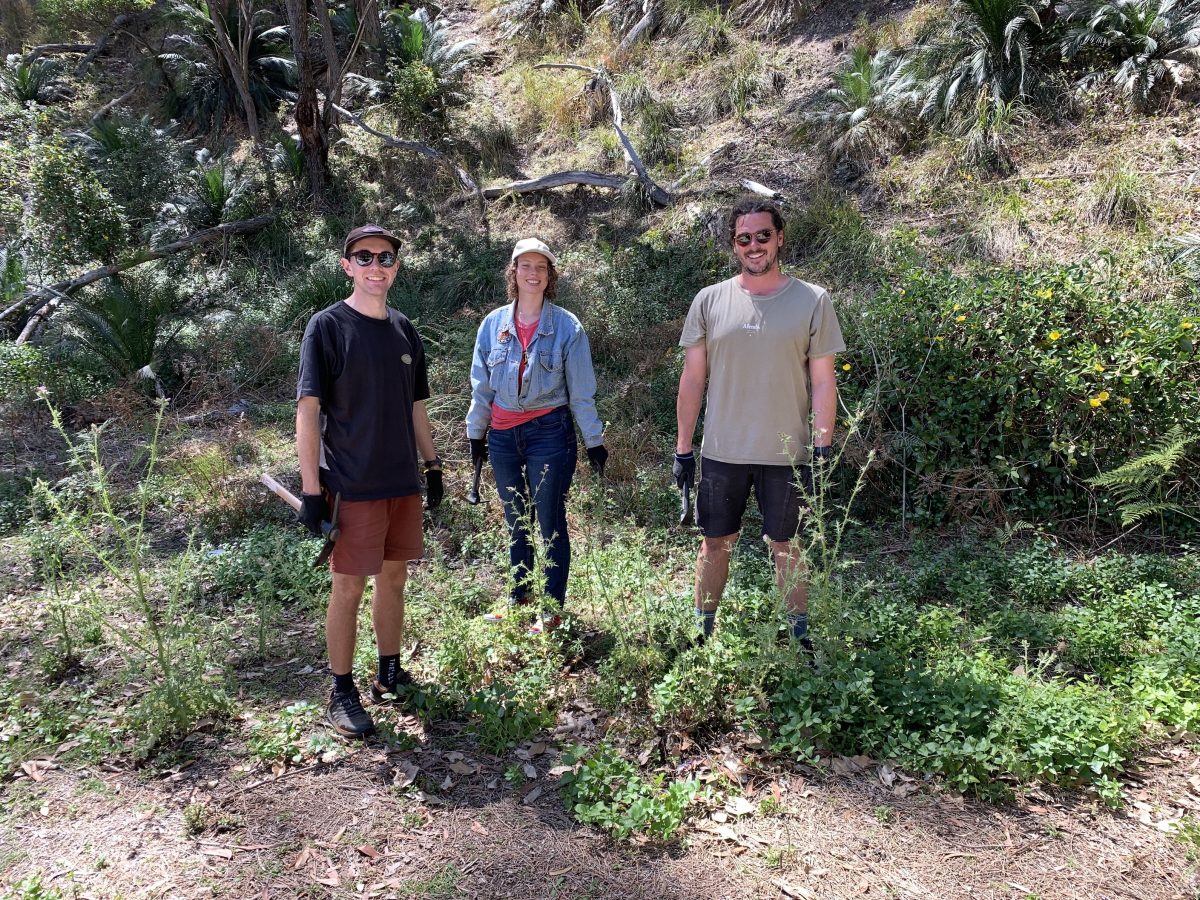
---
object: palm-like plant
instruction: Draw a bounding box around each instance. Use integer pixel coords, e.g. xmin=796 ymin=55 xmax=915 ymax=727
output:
xmin=68 ymin=272 xmax=191 ymax=383
xmin=917 ymin=0 xmax=1053 ymax=122
xmin=804 ymin=46 xmax=921 ymax=169
xmin=1062 ymin=0 xmax=1200 ymax=110
xmin=0 ymin=55 xmax=66 ymax=104
xmin=380 ymin=7 xmax=478 ymax=129
xmin=158 ymin=0 xmax=296 ymax=133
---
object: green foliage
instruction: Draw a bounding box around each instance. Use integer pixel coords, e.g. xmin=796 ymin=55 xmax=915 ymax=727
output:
xmin=35 ymin=0 xmax=152 ymax=33
xmin=159 ymin=149 xmax=255 ymax=234
xmin=275 ymin=259 xmax=347 ymax=332
xmin=802 ymin=46 xmax=920 ymax=170
xmin=382 ymin=6 xmax=478 ymax=134
xmin=786 ymin=187 xmax=881 ymax=280
xmin=960 ymin=94 xmax=1026 ymax=175
xmin=66 ymin=270 xmax=195 ymax=383
xmin=701 ymin=46 xmax=780 ymax=120
xmin=30 ymin=139 xmax=129 ymax=267
xmin=559 ymin=743 xmax=701 ymax=840
xmin=916 ymin=0 xmax=1053 ymax=122
xmin=464 ymin=678 xmax=555 ymax=752
xmin=0 ymin=56 xmax=66 ymax=105
xmin=733 ymin=0 xmax=819 ymax=33
xmin=0 ymin=873 xmax=65 ymax=900
xmin=34 ymin=401 xmax=232 ymax=757
xmin=1088 ymin=164 xmax=1151 ymax=227
xmin=837 ymin=257 xmax=1200 ymax=521
xmin=673 ymin=3 xmax=735 ymax=59
xmin=159 ymin=0 xmax=295 ymax=134
xmin=1063 ymin=0 xmax=1200 ymax=111
xmin=1088 ymin=425 xmax=1199 ymax=527
xmin=615 ymin=74 xmax=681 ymax=168
xmin=71 ymin=115 xmax=180 ymax=231
xmin=246 ymin=701 xmax=335 ymax=764
xmin=493 ymin=0 xmax=596 ymax=43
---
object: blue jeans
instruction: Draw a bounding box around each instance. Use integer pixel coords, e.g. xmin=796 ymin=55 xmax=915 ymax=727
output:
xmin=488 ymin=407 xmax=578 ymax=607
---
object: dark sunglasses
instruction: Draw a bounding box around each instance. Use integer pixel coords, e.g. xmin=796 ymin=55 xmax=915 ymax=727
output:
xmin=734 ymin=229 xmax=777 ymax=247
xmin=348 ymin=249 xmax=398 ymax=268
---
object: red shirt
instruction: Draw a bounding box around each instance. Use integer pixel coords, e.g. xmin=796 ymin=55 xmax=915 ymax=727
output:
xmin=491 ymin=317 xmax=555 ymax=430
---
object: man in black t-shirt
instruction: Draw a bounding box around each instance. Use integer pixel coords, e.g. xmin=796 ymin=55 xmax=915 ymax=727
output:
xmin=296 ymin=224 xmax=444 ymax=739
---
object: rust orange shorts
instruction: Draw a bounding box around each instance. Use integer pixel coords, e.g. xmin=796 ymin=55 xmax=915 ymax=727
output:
xmin=329 ymin=494 xmax=424 ymax=576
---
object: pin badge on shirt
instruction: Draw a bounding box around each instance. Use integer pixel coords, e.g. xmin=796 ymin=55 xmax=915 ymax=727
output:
xmin=401 ymin=353 xmax=412 ymax=364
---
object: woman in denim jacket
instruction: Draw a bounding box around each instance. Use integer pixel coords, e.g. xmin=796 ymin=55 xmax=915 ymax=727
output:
xmin=465 ymin=238 xmax=608 ymax=633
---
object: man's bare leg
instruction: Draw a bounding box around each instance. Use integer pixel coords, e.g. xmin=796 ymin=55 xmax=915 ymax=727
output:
xmin=694 ymin=533 xmax=738 ymax=636
xmin=328 ymin=573 xmax=367 ymax=676
xmin=372 ymin=559 xmax=409 ymax=656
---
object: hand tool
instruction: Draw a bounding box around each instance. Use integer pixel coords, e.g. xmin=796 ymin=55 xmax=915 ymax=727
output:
xmin=260 ymin=473 xmax=341 ymax=567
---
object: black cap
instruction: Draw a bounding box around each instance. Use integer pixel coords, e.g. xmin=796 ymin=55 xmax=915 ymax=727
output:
xmin=343 ymin=224 xmax=402 ymax=257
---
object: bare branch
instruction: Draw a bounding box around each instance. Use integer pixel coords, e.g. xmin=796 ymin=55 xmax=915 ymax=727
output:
xmin=739 ymin=179 xmax=785 ymax=201
xmin=531 ymin=62 xmax=671 ymax=207
xmin=23 ymin=43 xmax=94 ymax=64
xmin=482 ymin=171 xmax=627 ymax=198
xmin=618 ymin=0 xmax=660 ymax=52
xmin=91 ymin=87 xmax=137 ymax=125
xmin=4 ymin=216 xmax=275 ymax=338
xmin=75 ymin=13 xmax=133 ymax=77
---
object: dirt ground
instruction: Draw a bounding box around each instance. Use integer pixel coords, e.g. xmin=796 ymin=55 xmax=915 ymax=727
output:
xmin=5 ymin=700 xmax=1200 ymax=899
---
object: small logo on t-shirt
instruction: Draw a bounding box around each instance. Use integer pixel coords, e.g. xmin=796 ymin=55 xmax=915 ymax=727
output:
xmin=401 ymin=353 xmax=413 ymax=364
xmin=741 ymin=323 xmax=762 ymax=334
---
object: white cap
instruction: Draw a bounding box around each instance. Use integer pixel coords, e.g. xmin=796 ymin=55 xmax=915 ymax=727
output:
xmin=511 ymin=238 xmax=557 ymax=267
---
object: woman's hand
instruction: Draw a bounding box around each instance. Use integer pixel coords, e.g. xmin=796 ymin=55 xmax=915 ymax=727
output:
xmin=586 ymin=444 xmax=608 ymax=477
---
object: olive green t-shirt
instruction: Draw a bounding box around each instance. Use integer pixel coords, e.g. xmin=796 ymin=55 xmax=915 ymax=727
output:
xmin=679 ymin=276 xmax=845 ymax=466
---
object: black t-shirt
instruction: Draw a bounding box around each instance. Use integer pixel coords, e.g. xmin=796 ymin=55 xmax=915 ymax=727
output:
xmin=297 ymin=301 xmax=431 ymax=501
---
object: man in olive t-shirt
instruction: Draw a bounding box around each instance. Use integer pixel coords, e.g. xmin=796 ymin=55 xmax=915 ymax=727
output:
xmin=674 ymin=198 xmax=845 ymax=646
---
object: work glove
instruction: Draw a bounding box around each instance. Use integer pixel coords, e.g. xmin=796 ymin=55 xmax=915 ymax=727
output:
xmin=299 ymin=493 xmax=328 ymax=537
xmin=470 ymin=437 xmax=488 ymax=467
xmin=673 ymin=451 xmax=695 ymax=491
xmin=586 ymin=444 xmax=608 ymax=477
xmin=811 ymin=445 xmax=833 ymax=497
xmin=425 ymin=467 xmax=444 ymax=509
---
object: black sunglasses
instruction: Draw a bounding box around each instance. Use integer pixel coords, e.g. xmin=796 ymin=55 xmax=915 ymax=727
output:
xmin=348 ymin=249 xmax=398 ymax=268
xmin=733 ymin=229 xmax=778 ymax=247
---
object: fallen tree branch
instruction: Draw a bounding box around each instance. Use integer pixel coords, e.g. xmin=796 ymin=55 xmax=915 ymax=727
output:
xmin=4 ymin=215 xmax=275 ymax=341
xmin=482 ymin=171 xmax=627 ymax=198
xmin=91 ymin=87 xmax=137 ymax=125
xmin=75 ymin=13 xmax=133 ymax=77
xmin=739 ymin=178 xmax=785 ymax=201
xmin=23 ymin=43 xmax=94 ymax=64
xmin=331 ymin=103 xmax=488 ymax=234
xmin=618 ymin=0 xmax=660 ymax=52
xmin=533 ymin=62 xmax=672 ymax=207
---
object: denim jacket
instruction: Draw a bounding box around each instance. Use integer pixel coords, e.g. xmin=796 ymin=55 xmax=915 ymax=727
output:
xmin=466 ymin=302 xmax=604 ymax=448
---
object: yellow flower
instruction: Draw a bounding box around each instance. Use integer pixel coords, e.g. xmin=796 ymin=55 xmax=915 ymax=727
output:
xmin=1089 ymin=398 xmax=1101 ymax=408
xmin=1183 ymin=322 xmax=1194 ymax=330
xmin=1094 ymin=363 xmax=1105 ymax=372
xmin=1121 ymin=397 xmax=1132 ymax=405
xmin=934 ymin=335 xmax=945 ymax=342
xmin=1035 ymin=288 xmax=1053 ymax=300
xmin=955 ymin=315 xmax=966 ymax=323
xmin=1048 ymin=331 xmax=1061 ymax=341
xmin=841 ymin=363 xmax=851 ymax=371
xmin=898 ymin=288 xmax=906 ymax=296
xmin=952 ymin=303 xmax=961 ymax=311
xmin=1097 ymin=391 xmax=1110 ymax=401
xmin=947 ymin=375 xmax=956 ymax=382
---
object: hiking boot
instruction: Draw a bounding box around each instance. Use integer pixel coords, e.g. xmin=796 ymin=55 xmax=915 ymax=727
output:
xmin=326 ymin=687 xmax=376 ymax=739
xmin=369 ymin=667 xmax=414 ymax=704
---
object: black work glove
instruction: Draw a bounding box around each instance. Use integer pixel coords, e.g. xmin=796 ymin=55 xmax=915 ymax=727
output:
xmin=425 ymin=468 xmax=444 ymax=509
xmin=811 ymin=445 xmax=833 ymax=497
xmin=470 ymin=437 xmax=487 ymax=467
xmin=673 ymin=451 xmax=695 ymax=491
xmin=586 ymin=444 xmax=608 ymax=477
xmin=299 ymin=493 xmax=328 ymax=537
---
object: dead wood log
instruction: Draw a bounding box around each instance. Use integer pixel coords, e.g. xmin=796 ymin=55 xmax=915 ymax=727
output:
xmin=739 ymin=179 xmax=785 ymax=201
xmin=4 ymin=215 xmax=274 ymax=342
xmin=91 ymin=87 xmax=136 ymax=125
xmin=618 ymin=0 xmax=660 ymax=52
xmin=23 ymin=43 xmax=94 ymax=65
xmin=75 ymin=13 xmax=133 ymax=77
xmin=482 ymin=171 xmax=627 ymax=198
xmin=532 ymin=62 xmax=671 ymax=207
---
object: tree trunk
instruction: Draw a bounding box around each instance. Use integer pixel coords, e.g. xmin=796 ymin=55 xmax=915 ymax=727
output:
xmin=356 ymin=0 xmax=383 ymax=76
xmin=283 ymin=0 xmax=329 ymax=203
xmin=208 ymin=0 xmax=261 ymax=145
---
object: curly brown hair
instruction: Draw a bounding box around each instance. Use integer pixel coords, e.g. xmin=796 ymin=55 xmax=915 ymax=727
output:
xmin=505 ymin=259 xmax=559 ymax=301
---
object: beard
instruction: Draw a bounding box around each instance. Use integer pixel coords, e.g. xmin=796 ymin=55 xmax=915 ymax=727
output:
xmin=739 ymin=247 xmax=777 ymax=276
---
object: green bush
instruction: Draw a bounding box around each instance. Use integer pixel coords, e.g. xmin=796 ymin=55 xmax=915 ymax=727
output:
xmin=559 ymin=743 xmax=701 ymax=840
xmin=837 ymin=257 xmax=1200 ymax=521
xmin=31 ymin=139 xmax=129 ymax=267
xmin=73 ymin=115 xmax=180 ymax=231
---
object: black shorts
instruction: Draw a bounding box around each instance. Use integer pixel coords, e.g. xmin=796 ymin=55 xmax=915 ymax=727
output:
xmin=696 ymin=457 xmax=812 ymax=542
